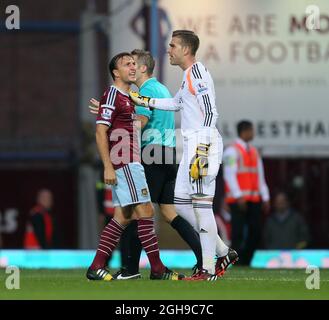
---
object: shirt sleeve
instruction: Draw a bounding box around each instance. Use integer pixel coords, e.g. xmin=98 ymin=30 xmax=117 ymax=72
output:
xmin=96 ymin=90 xmax=117 ymax=126
xmin=223 ymin=146 xmax=243 ymax=199
xmin=190 ymin=65 xmax=218 ymax=144
xmin=194 ymin=84 xmax=217 ymax=128
xmin=257 ymin=156 xmax=270 ymax=202
xmin=192 ymin=65 xmax=217 ymax=127
xmin=149 ymin=91 xmax=182 ymax=111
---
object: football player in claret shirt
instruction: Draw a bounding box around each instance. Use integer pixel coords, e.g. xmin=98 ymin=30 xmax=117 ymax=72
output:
xmin=89 ymin=49 xmax=203 ymax=280
xmin=86 ymin=52 xmax=184 ymax=281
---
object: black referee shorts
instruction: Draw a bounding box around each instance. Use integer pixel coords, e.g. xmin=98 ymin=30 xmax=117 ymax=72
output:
xmin=141 ymin=146 xmax=177 ymax=204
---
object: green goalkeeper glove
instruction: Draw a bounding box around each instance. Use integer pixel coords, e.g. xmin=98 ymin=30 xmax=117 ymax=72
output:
xmin=129 ymin=90 xmax=152 ymax=108
xmin=189 ymin=143 xmax=210 ymax=180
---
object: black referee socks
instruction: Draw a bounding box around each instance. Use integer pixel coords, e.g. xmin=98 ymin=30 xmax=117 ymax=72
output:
xmin=171 ymin=215 xmax=203 ymax=269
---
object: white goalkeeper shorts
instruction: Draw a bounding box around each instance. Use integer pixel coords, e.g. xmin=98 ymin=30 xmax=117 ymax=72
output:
xmin=175 ymin=129 xmax=223 ymax=197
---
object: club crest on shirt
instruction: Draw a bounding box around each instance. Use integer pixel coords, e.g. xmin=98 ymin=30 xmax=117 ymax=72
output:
xmin=101 ymin=108 xmax=112 ymax=120
xmin=141 ymin=188 xmax=148 ymax=196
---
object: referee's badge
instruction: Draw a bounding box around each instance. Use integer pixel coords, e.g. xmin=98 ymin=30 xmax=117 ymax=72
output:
xmin=141 ymin=188 xmax=148 ymax=196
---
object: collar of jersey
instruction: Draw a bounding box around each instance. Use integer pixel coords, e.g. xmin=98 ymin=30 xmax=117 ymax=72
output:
xmin=111 ymin=85 xmax=129 ymax=97
xmin=184 ymin=61 xmax=200 ymax=74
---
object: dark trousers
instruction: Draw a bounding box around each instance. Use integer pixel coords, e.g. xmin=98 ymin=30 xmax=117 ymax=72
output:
xmin=230 ymin=201 xmax=262 ymax=265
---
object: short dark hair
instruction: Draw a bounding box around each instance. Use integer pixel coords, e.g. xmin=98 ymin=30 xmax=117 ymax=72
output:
xmin=108 ymin=52 xmax=133 ymax=80
xmin=131 ymin=49 xmax=155 ymax=76
xmin=172 ymin=30 xmax=200 ymax=56
xmin=237 ymin=120 xmax=253 ymax=136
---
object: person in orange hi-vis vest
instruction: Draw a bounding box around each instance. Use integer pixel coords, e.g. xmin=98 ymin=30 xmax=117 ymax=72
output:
xmin=223 ymin=120 xmax=270 ymax=265
xmin=24 ymin=189 xmax=58 ymax=249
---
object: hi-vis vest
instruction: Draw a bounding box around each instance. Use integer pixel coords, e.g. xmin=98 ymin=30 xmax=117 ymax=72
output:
xmin=225 ymin=143 xmax=261 ymax=204
xmin=24 ymin=205 xmax=53 ymax=249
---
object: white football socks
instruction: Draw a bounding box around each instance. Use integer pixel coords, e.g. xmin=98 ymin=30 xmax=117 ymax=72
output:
xmin=192 ymin=200 xmax=218 ymax=274
xmin=175 ymin=194 xmax=229 ymax=273
xmin=216 ymin=234 xmax=229 ymax=257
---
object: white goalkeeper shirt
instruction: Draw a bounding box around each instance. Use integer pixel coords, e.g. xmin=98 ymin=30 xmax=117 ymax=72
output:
xmin=150 ymin=62 xmax=219 ymax=143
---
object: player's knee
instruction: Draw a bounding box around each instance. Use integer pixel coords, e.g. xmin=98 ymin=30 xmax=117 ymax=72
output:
xmin=114 ymin=206 xmax=133 ymax=225
xmin=135 ymin=202 xmax=154 ymax=218
xmin=160 ymin=204 xmax=177 ymax=223
xmin=163 ymin=214 xmax=173 ymax=223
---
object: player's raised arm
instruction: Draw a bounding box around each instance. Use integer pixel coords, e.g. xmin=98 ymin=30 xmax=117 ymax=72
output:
xmin=129 ymin=90 xmax=181 ymax=111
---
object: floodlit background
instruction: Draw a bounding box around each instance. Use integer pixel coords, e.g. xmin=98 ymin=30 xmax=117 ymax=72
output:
xmin=0 ymin=0 xmax=328 ymax=268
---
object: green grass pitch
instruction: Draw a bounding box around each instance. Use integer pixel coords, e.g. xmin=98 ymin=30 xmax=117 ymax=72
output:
xmin=1 ymin=267 xmax=328 ymax=300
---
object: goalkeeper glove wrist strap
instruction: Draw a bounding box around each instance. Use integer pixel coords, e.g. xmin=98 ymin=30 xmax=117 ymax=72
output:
xmin=196 ymin=143 xmax=210 ymax=156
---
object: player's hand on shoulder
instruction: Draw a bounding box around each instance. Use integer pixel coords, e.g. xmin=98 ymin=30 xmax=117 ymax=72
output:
xmin=89 ymin=98 xmax=100 ymax=115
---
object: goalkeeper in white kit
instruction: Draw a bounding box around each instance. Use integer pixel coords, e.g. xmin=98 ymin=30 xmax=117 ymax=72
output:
xmin=130 ymin=30 xmax=238 ymax=280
